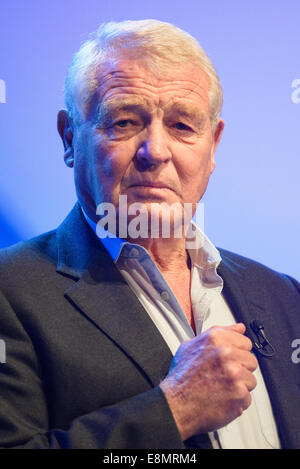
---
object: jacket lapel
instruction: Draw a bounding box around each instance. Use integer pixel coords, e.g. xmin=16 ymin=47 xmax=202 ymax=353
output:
xmin=218 ymin=250 xmax=300 ymax=448
xmin=55 ymin=203 xmax=173 ymax=388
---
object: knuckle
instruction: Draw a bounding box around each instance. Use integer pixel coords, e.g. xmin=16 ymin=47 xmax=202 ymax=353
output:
xmin=236 ymin=392 xmax=252 ymax=415
xmin=244 ymin=391 xmax=252 ymax=409
xmin=225 ymin=362 xmax=241 ymax=382
xmin=229 ymin=389 xmax=251 ymax=418
xmin=244 ymin=351 xmax=258 ymax=371
xmin=232 ymin=402 xmax=246 ymax=418
xmin=234 ymin=382 xmax=248 ymax=400
xmin=218 ymin=346 xmax=232 ymax=361
xmin=207 ymin=327 xmax=219 ymax=344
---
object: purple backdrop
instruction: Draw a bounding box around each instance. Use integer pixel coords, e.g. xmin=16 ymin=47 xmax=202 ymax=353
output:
xmin=0 ymin=0 xmax=299 ymax=279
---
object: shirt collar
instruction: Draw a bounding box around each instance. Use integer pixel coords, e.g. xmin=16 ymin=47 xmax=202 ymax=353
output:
xmin=81 ymin=206 xmax=222 ymax=270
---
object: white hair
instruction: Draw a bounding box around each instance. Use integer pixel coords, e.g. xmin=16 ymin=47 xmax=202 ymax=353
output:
xmin=64 ymin=19 xmax=223 ymax=130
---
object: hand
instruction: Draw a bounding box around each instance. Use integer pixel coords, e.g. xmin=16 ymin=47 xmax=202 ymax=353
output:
xmin=160 ymin=323 xmax=258 ymax=441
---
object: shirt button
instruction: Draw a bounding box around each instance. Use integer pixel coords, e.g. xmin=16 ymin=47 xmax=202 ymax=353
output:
xmin=130 ymin=248 xmax=139 ymax=257
xmin=161 ymin=291 xmax=170 ymax=301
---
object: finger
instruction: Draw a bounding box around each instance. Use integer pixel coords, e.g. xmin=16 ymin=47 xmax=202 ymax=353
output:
xmin=239 ymin=367 xmax=257 ymax=392
xmin=227 ymin=323 xmax=246 ymax=334
xmin=226 ymin=331 xmax=253 ymax=352
xmin=228 ymin=348 xmax=258 ymax=372
xmin=225 ymin=362 xmax=257 ymax=393
xmin=204 ymin=325 xmax=253 ymax=352
xmin=235 ymin=386 xmax=252 ymax=414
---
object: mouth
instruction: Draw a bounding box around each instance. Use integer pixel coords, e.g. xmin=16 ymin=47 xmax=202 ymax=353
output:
xmin=128 ymin=182 xmax=176 ymax=192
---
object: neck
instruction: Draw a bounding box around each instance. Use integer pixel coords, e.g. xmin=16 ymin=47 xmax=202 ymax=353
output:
xmin=132 ymin=235 xmax=194 ymax=330
xmin=126 ymin=235 xmax=190 ymax=273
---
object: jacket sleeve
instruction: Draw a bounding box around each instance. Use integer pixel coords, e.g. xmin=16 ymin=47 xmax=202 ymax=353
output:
xmin=0 ymin=290 xmax=184 ymax=449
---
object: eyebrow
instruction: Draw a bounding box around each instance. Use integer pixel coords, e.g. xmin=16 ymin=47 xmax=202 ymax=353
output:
xmin=97 ymin=96 xmax=207 ymax=128
xmin=97 ymin=97 xmax=152 ymax=125
xmin=162 ymin=101 xmax=207 ymax=126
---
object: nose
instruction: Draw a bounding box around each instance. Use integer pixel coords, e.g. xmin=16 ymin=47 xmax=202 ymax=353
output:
xmin=135 ymin=122 xmax=172 ymax=171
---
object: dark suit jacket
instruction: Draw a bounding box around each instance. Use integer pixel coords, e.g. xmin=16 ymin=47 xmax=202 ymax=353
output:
xmin=0 ymin=203 xmax=299 ymax=449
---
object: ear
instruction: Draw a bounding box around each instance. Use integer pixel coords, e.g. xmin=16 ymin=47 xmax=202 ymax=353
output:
xmin=210 ymin=118 xmax=225 ymax=173
xmin=57 ymin=109 xmax=74 ymax=168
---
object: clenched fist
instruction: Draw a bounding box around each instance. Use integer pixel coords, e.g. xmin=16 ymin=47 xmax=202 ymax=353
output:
xmin=160 ymin=323 xmax=258 ymax=441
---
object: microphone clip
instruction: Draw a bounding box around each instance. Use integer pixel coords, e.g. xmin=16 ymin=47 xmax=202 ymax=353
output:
xmin=250 ymin=319 xmax=275 ymax=358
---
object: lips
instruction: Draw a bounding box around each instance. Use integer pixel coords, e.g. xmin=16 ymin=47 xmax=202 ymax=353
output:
xmin=129 ymin=182 xmax=175 ymax=192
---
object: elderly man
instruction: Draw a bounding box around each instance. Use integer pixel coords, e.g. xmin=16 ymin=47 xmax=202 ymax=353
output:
xmin=0 ymin=20 xmax=299 ymax=450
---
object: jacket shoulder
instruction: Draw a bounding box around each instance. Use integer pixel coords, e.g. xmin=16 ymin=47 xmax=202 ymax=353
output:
xmin=218 ymin=247 xmax=299 ymax=291
xmin=0 ymin=230 xmax=58 ymax=283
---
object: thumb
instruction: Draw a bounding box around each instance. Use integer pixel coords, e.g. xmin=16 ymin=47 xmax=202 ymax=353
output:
xmin=227 ymin=322 xmax=246 ymax=334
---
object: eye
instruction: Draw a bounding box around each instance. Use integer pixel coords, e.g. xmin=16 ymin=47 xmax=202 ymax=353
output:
xmin=114 ymin=119 xmax=135 ymax=128
xmin=173 ymin=122 xmax=193 ymax=132
xmin=104 ymin=118 xmax=143 ymax=140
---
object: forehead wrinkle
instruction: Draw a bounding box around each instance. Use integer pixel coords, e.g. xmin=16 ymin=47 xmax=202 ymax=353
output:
xmin=94 ymin=61 xmax=210 ymax=115
xmin=94 ymin=73 xmax=210 ymax=125
xmin=96 ymin=69 xmax=163 ymax=105
xmin=96 ymin=96 xmax=155 ymax=124
xmin=157 ymin=76 xmax=210 ymax=115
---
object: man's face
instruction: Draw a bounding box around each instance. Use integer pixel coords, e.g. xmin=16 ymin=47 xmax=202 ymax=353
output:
xmin=59 ymin=56 xmax=224 ymax=228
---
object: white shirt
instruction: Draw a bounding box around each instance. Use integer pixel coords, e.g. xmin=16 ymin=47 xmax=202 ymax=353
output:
xmin=83 ymin=209 xmax=280 ymax=449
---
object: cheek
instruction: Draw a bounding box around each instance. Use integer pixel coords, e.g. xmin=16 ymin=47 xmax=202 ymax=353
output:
xmin=179 ymin=144 xmax=212 ymax=180
xmin=176 ymin=143 xmax=214 ymax=197
xmin=90 ymin=140 xmax=137 ymax=207
xmin=99 ymin=141 xmax=138 ymax=195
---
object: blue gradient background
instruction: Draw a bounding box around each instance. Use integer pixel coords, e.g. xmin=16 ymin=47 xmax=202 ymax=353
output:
xmin=0 ymin=0 xmax=299 ymax=279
